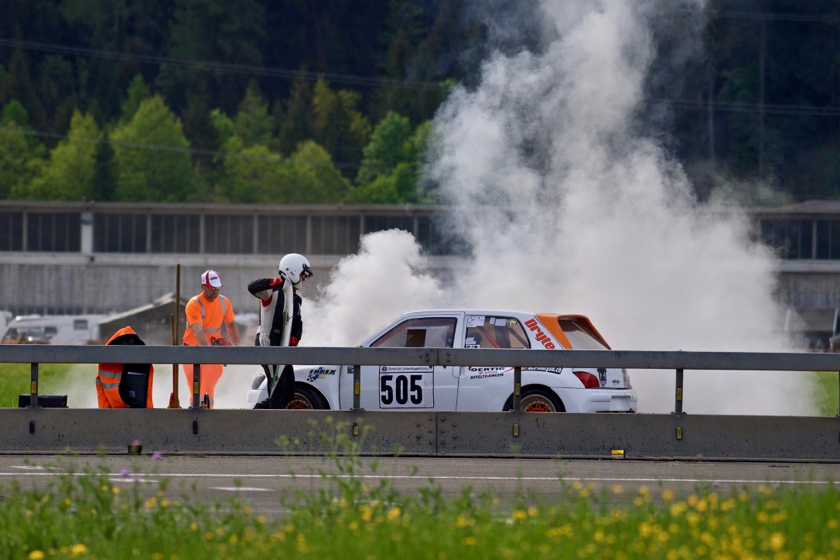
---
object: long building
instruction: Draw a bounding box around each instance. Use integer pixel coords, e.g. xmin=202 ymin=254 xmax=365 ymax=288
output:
xmin=2 ymin=200 xmax=840 ymax=346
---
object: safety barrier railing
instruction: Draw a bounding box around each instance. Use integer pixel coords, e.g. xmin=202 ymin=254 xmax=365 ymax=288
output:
xmin=2 ymin=345 xmax=839 ymax=413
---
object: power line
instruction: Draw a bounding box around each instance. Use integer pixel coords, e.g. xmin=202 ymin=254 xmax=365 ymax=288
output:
xmin=661 ymin=99 xmax=840 ymax=117
xmin=712 ymin=10 xmax=840 ymax=24
xmin=0 ymin=126 xmax=387 ymax=172
xmin=0 ymin=37 xmax=444 ymax=92
xmin=665 ymin=9 xmax=840 ymax=24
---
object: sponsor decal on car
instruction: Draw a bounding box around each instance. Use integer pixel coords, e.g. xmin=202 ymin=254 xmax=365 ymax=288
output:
xmin=527 ymin=367 xmax=564 ymax=375
xmin=524 ymin=318 xmax=557 ymax=349
xmin=380 ymin=365 xmax=434 ymax=373
xmin=307 ymin=366 xmax=337 ymax=382
xmin=467 ymin=366 xmax=512 ymax=380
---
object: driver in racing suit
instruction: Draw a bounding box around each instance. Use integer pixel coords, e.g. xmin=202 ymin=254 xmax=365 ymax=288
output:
xmin=247 ymin=253 xmax=313 ymax=409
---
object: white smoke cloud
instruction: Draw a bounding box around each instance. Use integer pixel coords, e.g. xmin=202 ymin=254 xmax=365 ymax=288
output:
xmin=304 ymin=230 xmax=445 ymax=347
xmin=305 ymin=0 xmax=815 ymax=415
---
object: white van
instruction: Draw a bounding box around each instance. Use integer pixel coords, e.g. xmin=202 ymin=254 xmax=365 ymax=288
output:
xmin=0 ymin=314 xmax=108 ymax=345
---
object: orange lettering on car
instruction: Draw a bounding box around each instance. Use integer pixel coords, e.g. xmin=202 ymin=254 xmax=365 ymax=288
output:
xmin=524 ymin=319 xmax=556 ymax=350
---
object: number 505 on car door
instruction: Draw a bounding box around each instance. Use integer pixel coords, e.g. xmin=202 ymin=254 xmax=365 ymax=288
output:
xmin=360 ymin=314 xmax=462 ymax=410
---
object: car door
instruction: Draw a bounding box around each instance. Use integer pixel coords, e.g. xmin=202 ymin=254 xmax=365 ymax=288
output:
xmin=359 ymin=313 xmax=463 ymax=411
xmin=456 ymin=314 xmax=532 ymax=411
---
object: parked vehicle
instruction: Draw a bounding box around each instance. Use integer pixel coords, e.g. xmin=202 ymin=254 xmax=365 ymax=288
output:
xmin=246 ymin=309 xmax=637 ymax=413
xmin=0 ymin=314 xmax=108 ymax=345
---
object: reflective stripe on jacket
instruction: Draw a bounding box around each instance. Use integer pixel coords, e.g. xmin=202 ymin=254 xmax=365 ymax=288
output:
xmin=96 ymin=326 xmax=154 ymax=408
xmin=182 ymin=294 xmax=232 ymax=345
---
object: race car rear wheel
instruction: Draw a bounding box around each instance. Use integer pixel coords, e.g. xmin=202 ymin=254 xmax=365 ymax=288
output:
xmin=519 ymin=388 xmax=563 ymax=413
xmin=287 ymin=385 xmax=328 ymax=410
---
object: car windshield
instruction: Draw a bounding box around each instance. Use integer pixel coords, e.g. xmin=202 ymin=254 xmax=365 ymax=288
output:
xmin=558 ymin=319 xmax=609 ymax=350
xmin=1 ymin=327 xmax=50 ymax=344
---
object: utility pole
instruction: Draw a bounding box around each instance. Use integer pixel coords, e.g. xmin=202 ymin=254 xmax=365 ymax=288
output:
xmin=759 ymin=17 xmax=766 ymax=178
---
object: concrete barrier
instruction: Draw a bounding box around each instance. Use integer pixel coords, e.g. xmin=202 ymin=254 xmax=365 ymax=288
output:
xmin=1 ymin=409 xmax=838 ymax=461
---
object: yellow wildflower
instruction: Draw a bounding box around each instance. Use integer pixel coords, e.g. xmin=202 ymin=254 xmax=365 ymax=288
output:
xmin=296 ymin=534 xmax=310 ymax=553
xmin=28 ymin=552 xmax=45 ymax=560
xmin=769 ymin=532 xmax=785 ymax=551
xmin=71 ymin=544 xmax=88 ymax=556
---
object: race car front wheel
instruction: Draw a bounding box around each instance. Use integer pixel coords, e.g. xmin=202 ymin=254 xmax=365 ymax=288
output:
xmin=287 ymin=384 xmax=328 ymax=410
xmin=518 ymin=388 xmax=564 ymax=413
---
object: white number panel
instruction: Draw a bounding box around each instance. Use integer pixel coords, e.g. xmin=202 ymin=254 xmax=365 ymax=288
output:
xmin=378 ymin=366 xmax=434 ymax=408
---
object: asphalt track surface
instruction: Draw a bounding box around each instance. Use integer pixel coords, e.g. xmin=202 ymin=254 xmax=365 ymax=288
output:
xmin=0 ymin=455 xmax=837 ymax=517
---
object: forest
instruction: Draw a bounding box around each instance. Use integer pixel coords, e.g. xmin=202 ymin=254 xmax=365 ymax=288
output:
xmin=1 ymin=0 xmax=840 ymax=205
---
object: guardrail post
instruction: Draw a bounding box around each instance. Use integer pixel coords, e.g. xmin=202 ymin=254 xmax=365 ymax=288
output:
xmin=192 ymin=364 xmax=201 ymax=409
xmin=674 ymin=368 xmax=684 ymax=414
xmin=352 ymin=365 xmax=361 ymax=410
xmin=512 ymin=366 xmax=521 ymax=411
xmin=29 ymin=363 xmax=39 ymax=408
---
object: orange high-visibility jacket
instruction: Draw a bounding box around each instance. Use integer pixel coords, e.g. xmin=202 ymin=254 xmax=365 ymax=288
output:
xmin=96 ymin=326 xmax=154 ymax=408
xmin=182 ymin=293 xmax=234 ymax=346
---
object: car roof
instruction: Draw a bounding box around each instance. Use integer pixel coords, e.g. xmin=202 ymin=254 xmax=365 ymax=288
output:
xmin=394 ymin=309 xmax=610 ymax=348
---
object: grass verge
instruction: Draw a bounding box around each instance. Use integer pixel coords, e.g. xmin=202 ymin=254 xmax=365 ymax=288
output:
xmin=813 ymin=371 xmax=840 ymax=416
xmin=0 ymin=363 xmax=78 ymax=408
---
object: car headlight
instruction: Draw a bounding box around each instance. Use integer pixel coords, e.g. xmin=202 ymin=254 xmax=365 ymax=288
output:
xmin=251 ymin=375 xmax=264 ymax=390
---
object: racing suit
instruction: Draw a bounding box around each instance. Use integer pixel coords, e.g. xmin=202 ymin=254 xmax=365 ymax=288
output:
xmin=248 ymin=276 xmax=302 ymax=409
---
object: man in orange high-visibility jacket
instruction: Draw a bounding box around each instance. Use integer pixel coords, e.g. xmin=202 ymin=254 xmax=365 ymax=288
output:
xmin=96 ymin=326 xmax=154 ymax=408
xmin=181 ymin=269 xmax=240 ymax=408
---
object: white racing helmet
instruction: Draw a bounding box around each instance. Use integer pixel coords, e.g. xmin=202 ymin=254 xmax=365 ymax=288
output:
xmin=279 ymin=253 xmax=314 ymax=284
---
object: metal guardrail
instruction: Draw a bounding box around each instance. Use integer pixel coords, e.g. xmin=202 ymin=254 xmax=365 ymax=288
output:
xmin=2 ymin=345 xmax=840 ymax=460
xmin=2 ymin=345 xmax=839 ymax=413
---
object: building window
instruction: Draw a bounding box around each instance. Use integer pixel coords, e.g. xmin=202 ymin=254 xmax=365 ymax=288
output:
xmin=815 ymin=220 xmax=840 ymax=260
xmin=204 ymin=214 xmax=254 ymax=254
xmin=28 ymin=212 xmax=81 ymax=252
xmin=310 ymin=215 xmax=360 ymax=255
xmin=364 ymin=215 xmax=414 ymax=237
xmin=151 ymin=214 xmax=200 ymax=253
xmin=0 ymin=211 xmax=23 ymax=251
xmin=94 ymin=213 xmax=147 ymax=253
xmin=257 ymin=215 xmax=308 ymax=255
xmin=760 ymin=219 xmax=813 ymax=259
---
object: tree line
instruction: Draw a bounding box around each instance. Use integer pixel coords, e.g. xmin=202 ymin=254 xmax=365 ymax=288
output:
xmin=1 ymin=0 xmax=840 ymax=205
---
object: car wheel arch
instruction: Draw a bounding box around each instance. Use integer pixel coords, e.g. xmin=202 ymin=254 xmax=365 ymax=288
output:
xmin=503 ymin=384 xmax=565 ymax=412
xmin=287 ymin=382 xmax=330 ymax=410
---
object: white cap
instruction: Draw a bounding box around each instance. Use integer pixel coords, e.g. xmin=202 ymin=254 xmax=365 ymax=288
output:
xmin=201 ymin=270 xmax=223 ymax=288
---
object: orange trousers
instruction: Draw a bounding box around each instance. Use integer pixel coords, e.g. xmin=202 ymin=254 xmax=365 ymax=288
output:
xmin=181 ymin=363 xmax=223 ymax=409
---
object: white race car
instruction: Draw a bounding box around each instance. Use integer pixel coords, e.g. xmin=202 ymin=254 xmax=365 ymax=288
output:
xmin=246 ymin=310 xmax=637 ymax=413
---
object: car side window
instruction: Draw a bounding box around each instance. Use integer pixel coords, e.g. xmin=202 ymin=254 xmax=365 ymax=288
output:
xmin=371 ymin=318 xmax=457 ymax=349
xmin=465 ymin=316 xmax=530 ymax=349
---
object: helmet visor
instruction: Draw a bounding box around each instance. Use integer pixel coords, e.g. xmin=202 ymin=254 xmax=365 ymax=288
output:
xmin=301 ymin=263 xmax=313 ymax=280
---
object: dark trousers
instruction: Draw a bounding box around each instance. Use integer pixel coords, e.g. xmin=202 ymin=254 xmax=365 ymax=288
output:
xmin=261 ymin=363 xmax=295 ymax=409
xmin=255 ymin=334 xmax=295 ymax=409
